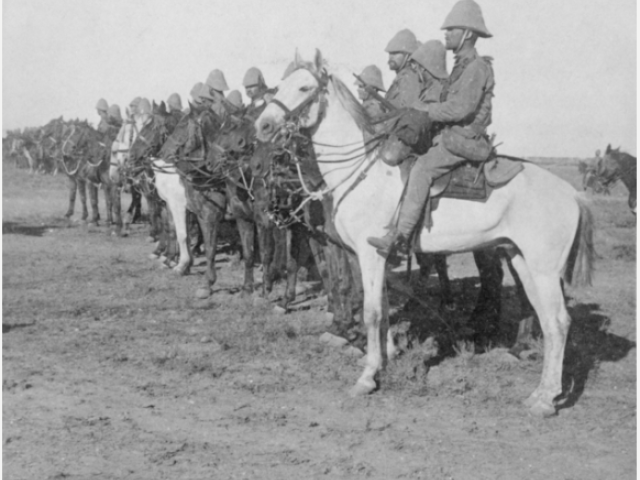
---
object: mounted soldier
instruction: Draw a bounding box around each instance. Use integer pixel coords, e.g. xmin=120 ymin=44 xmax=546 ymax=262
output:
xmin=243 ymin=67 xmax=276 ymax=120
xmin=354 ymin=65 xmax=387 ymax=120
xmin=385 ymin=29 xmax=421 ymax=109
xmin=167 ymin=92 xmax=183 ymax=115
xmin=368 ymin=0 xmax=495 ymax=255
xmin=128 ymin=97 xmax=142 ymax=121
xmin=204 ymin=69 xmax=229 ymax=119
xmin=410 ymin=40 xmax=448 ymax=104
xmin=107 ymin=104 xmax=123 ymax=129
xmin=226 ymin=90 xmax=245 ymax=110
xmin=96 ymin=98 xmax=110 ymax=134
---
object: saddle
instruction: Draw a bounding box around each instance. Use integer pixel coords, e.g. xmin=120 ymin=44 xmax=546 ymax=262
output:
xmin=421 ymin=155 xmax=525 ymax=230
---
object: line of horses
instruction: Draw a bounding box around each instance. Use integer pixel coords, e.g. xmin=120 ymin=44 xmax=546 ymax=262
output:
xmin=9 ymin=51 xmax=635 ymax=417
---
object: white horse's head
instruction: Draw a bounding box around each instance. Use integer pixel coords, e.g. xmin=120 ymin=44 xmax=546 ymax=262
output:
xmin=255 ymin=49 xmax=328 ymax=142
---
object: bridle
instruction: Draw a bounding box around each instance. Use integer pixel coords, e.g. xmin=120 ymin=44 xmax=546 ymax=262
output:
xmin=268 ymin=67 xmax=330 ymax=144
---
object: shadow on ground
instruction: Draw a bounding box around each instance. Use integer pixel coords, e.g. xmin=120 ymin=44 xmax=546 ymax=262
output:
xmin=560 ymin=302 xmax=636 ymax=409
xmin=2 ymin=221 xmax=61 ymax=237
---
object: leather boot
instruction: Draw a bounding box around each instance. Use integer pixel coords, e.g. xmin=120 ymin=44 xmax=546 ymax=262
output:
xmin=367 ymin=229 xmax=403 ymax=257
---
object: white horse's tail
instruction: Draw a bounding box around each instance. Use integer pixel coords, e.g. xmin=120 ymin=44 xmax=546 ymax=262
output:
xmin=564 ymin=194 xmax=595 ymax=287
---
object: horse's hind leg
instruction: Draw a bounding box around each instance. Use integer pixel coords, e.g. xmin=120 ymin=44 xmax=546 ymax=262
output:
xmin=508 ymin=253 xmax=569 ymax=417
xmin=504 ymin=253 xmax=538 ymax=357
xmin=87 ymin=182 xmax=100 ymax=225
xmin=65 ymin=176 xmax=77 ymax=219
xmin=194 ymin=206 xmax=224 ymax=299
xmin=469 ymin=249 xmax=504 ymax=346
xmin=236 ymin=217 xmax=256 ymax=295
xmin=78 ymin=179 xmax=89 ymax=222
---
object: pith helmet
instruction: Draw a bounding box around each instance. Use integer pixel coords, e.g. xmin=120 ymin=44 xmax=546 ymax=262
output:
xmin=198 ymin=84 xmax=215 ymax=101
xmin=282 ymin=62 xmax=297 ymax=80
xmin=107 ymin=104 xmax=122 ymax=122
xmin=243 ymin=67 xmax=265 ymax=87
xmin=138 ymin=98 xmax=152 ymax=115
xmin=205 ymin=69 xmax=229 ymax=92
xmin=190 ymin=82 xmax=203 ymax=101
xmin=441 ymin=0 xmax=492 ymax=38
xmin=410 ymin=40 xmax=448 ymax=79
xmin=385 ymin=29 xmax=420 ymax=54
xmin=96 ymin=98 xmax=109 ymax=112
xmin=226 ymin=90 xmax=244 ymax=108
xmin=355 ymin=65 xmax=386 ymax=92
xmin=167 ymin=93 xmax=182 ymax=111
xmin=129 ymin=97 xmax=141 ymax=108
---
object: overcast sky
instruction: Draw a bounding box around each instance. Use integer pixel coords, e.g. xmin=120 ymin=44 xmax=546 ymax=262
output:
xmin=3 ymin=0 xmax=636 ymax=157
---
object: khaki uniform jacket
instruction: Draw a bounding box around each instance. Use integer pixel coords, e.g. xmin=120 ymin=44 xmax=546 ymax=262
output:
xmin=385 ymin=66 xmax=422 ymax=109
xmin=414 ymin=48 xmax=494 ymax=136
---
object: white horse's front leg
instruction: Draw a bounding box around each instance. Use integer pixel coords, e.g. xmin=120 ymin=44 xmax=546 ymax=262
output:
xmin=154 ymin=165 xmax=191 ymax=275
xmin=350 ymin=248 xmax=388 ymax=397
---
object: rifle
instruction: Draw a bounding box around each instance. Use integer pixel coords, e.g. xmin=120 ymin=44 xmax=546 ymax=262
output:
xmin=353 ymin=73 xmax=397 ymax=112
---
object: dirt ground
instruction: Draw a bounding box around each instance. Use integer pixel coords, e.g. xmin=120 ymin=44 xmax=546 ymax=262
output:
xmin=3 ymin=162 xmax=636 ymax=479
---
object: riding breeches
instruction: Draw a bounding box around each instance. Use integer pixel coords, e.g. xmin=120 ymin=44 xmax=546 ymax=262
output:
xmin=396 ymin=137 xmax=466 ymax=237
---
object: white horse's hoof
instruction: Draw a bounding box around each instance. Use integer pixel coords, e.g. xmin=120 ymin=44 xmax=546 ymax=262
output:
xmin=148 ymin=253 xmax=159 ymax=260
xmin=528 ymin=399 xmax=557 ymax=418
xmin=167 ymin=260 xmax=178 ymax=269
xmin=195 ymin=287 xmax=211 ymax=299
xmin=349 ymin=379 xmax=376 ymax=397
xmin=172 ymin=265 xmax=187 ymax=275
xmin=523 ymin=392 xmax=541 ymax=409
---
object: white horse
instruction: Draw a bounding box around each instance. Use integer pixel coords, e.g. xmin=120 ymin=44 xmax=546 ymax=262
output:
xmin=255 ymin=51 xmax=595 ymax=417
xmin=109 ymin=109 xmax=149 ymax=236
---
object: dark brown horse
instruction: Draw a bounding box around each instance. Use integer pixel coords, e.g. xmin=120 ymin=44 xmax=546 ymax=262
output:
xmin=600 ymin=145 xmax=637 ymax=214
xmin=58 ymin=120 xmax=116 ymax=226
xmin=151 ymin=104 xmax=257 ymax=297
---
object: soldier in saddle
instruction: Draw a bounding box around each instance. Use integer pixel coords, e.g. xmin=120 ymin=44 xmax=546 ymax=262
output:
xmin=368 ymin=0 xmax=494 ymax=255
xmin=107 ymin=104 xmax=123 ymax=129
xmin=167 ymin=93 xmax=183 ymax=114
xmin=127 ymin=97 xmax=142 ymax=121
xmin=385 ymin=29 xmax=421 ymax=109
xmin=410 ymin=40 xmax=448 ymax=104
xmin=96 ymin=98 xmax=110 ymax=134
xmin=354 ymin=65 xmax=386 ymax=119
xmin=137 ymin=98 xmax=153 ymax=126
xmin=226 ymin=90 xmax=245 ymax=110
xmin=204 ymin=69 xmax=229 ymax=119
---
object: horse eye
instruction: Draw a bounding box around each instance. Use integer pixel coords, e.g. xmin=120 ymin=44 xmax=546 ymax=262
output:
xmin=300 ymin=86 xmax=312 ymax=92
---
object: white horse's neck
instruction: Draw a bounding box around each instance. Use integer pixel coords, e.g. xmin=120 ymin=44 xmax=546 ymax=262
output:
xmin=311 ymin=80 xmax=371 ymax=194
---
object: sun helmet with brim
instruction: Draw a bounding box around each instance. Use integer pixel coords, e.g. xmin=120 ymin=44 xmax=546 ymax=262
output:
xmin=441 ymin=0 xmax=492 ymax=38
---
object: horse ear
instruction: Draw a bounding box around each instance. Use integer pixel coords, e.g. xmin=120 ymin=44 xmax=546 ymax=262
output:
xmin=294 ymin=48 xmax=303 ymax=67
xmin=595 ymin=149 xmax=601 ymax=157
xmin=314 ymin=49 xmax=324 ymax=73
xmin=606 ymin=144 xmax=611 ymax=154
xmin=160 ymin=101 xmax=167 ymax=114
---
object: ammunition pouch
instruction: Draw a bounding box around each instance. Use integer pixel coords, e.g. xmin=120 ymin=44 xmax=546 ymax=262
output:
xmin=441 ymin=126 xmax=491 ymax=162
xmin=379 ymin=134 xmax=412 ymax=166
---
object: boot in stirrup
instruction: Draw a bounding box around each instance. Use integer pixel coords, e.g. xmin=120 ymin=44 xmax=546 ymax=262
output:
xmin=367 ymin=229 xmax=403 ymax=257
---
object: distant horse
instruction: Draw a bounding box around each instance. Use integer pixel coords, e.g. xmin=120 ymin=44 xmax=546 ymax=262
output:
xmin=127 ymin=102 xmax=183 ymax=259
xmin=109 ymin=108 xmax=157 ymax=237
xmin=149 ymin=103 xmax=257 ymax=297
xmin=255 ymin=51 xmax=594 ymax=417
xmin=600 ymin=145 xmax=637 ymax=214
xmin=59 ymin=120 xmax=116 ymax=225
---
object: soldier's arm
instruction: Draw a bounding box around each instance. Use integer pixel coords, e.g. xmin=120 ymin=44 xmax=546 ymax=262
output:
xmin=412 ymin=62 xmax=488 ymax=122
xmin=395 ymin=75 xmax=422 ymax=108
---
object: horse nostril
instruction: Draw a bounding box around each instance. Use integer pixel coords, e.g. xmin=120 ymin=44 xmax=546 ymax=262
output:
xmin=261 ymin=121 xmax=273 ymax=134
xmin=236 ymin=138 xmax=246 ymax=149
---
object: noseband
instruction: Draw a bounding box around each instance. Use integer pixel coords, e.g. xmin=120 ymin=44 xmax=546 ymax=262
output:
xmin=269 ymin=68 xmax=330 ymax=136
